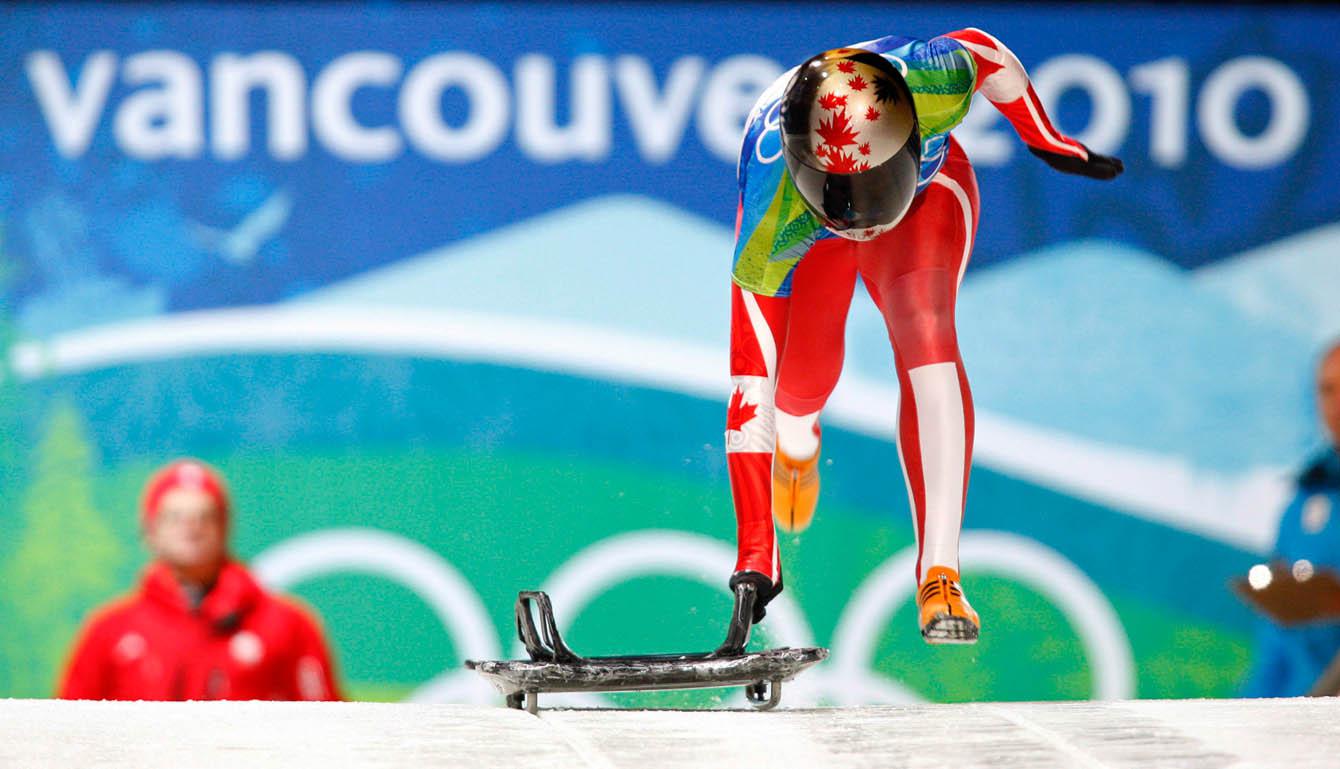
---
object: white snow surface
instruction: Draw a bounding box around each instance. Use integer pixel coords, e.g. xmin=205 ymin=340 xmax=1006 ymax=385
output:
xmin=1 ymin=697 xmax=1337 ymax=768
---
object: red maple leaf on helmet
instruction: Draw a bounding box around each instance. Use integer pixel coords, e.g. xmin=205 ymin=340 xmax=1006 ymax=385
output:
xmin=836 ymin=60 xmax=856 ymax=74
xmin=817 ymin=92 xmax=847 ymax=111
xmin=847 ymin=75 xmax=868 ymax=92
xmin=858 ymin=142 xmax=871 ymax=156
xmin=726 ymin=388 xmax=758 ymax=432
xmin=815 ymin=108 xmax=859 ymax=150
xmin=823 ymin=149 xmax=862 ymax=173
xmin=865 ymin=106 xmax=881 ymax=122
xmin=858 ymin=161 xmax=871 ymax=172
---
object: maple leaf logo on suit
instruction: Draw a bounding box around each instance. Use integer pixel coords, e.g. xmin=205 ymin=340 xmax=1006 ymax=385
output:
xmin=726 ymin=387 xmax=759 ymax=432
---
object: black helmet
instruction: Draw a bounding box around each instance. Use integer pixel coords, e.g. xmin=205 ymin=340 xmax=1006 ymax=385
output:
xmin=781 ymin=48 xmax=920 ymax=240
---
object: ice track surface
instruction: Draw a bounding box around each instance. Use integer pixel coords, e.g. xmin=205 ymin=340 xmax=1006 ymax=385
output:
xmin=2 ymin=698 xmax=1337 ymax=768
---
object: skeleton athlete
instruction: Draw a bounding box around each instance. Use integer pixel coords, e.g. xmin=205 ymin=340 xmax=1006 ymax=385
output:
xmin=725 ymin=29 xmax=1122 ymax=643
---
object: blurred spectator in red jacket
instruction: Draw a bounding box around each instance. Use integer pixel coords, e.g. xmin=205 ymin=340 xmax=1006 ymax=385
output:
xmin=58 ymin=459 xmax=342 ymax=701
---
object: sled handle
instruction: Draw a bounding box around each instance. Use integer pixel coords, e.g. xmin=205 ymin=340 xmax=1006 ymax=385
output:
xmin=515 ymin=591 xmax=580 ymax=663
xmin=712 ymin=581 xmax=757 ymax=657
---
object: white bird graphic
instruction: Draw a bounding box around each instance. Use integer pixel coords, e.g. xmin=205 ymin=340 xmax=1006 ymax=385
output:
xmin=190 ymin=189 xmax=293 ymax=265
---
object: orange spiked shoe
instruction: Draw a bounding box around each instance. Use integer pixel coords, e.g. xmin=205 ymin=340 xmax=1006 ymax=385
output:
xmin=917 ymin=565 xmax=980 ymax=645
xmin=772 ymin=440 xmax=821 ymax=532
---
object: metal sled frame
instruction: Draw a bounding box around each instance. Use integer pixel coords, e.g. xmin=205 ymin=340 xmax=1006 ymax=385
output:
xmin=465 ymin=583 xmax=828 ymax=714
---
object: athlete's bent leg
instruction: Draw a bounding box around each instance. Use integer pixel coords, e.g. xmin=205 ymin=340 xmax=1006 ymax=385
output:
xmin=771 ymin=239 xmax=859 ymax=531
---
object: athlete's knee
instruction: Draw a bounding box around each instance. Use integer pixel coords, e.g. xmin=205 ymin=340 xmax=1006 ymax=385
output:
xmin=888 ymin=306 xmax=958 ymax=364
xmin=883 ymin=269 xmax=960 ymax=367
xmin=775 ymin=354 xmax=843 ymax=414
xmin=894 ymin=318 xmax=960 ymax=370
xmin=775 ymin=385 xmax=833 ymax=416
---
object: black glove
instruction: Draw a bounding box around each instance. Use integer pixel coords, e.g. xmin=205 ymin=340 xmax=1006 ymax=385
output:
xmin=729 ymin=570 xmax=782 ymax=624
xmin=1028 ymin=144 xmax=1123 ymax=180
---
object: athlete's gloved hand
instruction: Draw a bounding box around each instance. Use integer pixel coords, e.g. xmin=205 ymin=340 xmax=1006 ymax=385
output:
xmin=730 ymin=571 xmax=780 ymax=625
xmin=1028 ymin=144 xmax=1124 ymax=180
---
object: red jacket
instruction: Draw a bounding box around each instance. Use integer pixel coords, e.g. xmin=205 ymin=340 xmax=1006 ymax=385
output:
xmin=59 ymin=560 xmax=342 ymax=701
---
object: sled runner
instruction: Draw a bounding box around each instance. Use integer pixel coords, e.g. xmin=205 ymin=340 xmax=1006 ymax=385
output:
xmin=465 ymin=582 xmax=827 ymax=714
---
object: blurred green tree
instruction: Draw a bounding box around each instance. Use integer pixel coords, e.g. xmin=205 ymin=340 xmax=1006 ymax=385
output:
xmin=0 ymin=225 xmax=22 ymax=502
xmin=0 ymin=224 xmax=30 ymax=696
xmin=0 ymin=399 xmax=125 ymax=697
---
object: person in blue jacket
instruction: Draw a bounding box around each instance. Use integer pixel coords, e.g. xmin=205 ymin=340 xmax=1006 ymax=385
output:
xmin=1242 ymin=340 xmax=1340 ymax=697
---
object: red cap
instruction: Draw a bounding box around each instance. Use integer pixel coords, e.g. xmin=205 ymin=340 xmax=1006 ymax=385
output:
xmin=141 ymin=459 xmax=230 ymax=528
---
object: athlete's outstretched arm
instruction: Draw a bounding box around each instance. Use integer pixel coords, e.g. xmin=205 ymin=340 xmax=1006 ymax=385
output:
xmin=944 ymin=28 xmax=1123 ymax=180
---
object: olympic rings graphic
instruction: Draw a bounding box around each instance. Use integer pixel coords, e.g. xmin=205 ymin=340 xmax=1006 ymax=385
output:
xmin=253 ymin=527 xmax=1135 ymax=706
xmin=754 ymin=100 xmax=785 ymax=165
xmin=881 ymin=54 xmax=909 ymax=76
